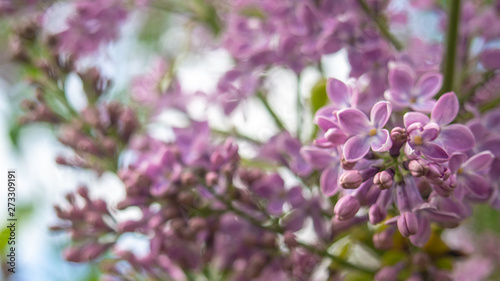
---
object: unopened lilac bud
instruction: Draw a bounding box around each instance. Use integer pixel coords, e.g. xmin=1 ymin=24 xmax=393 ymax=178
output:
xmin=369 ymin=204 xmax=386 ymax=225
xmin=188 ymin=217 xmax=206 ymax=232
xmin=93 ymin=199 xmax=108 ymax=213
xmin=334 ymin=195 xmax=360 ymax=221
xmin=397 ymin=212 xmax=419 ymax=237
xmin=205 ymin=171 xmax=218 ymax=186
xmin=284 ymin=231 xmax=298 ymax=248
xmin=63 ymin=246 xmax=82 ymax=262
xmin=65 ymin=193 xmax=76 ymax=204
xmin=81 ymin=243 xmax=112 ymax=261
xmin=408 ymin=159 xmax=429 ymax=177
xmin=77 ymin=186 xmax=90 ymax=200
xmin=390 ymin=127 xmax=407 ymax=157
xmin=427 ymin=163 xmax=444 ymax=180
xmin=238 ymin=168 xmax=262 ymax=184
xmin=340 ymin=171 xmax=363 ymax=189
xmin=433 ymin=183 xmax=452 ymax=198
xmin=373 ymin=170 xmax=394 ymax=190
xmin=181 ymin=172 xmax=196 ymax=186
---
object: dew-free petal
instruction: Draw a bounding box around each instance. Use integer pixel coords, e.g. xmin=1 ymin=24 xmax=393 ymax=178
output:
xmin=343 ymin=135 xmax=371 ymax=162
xmin=337 ymin=108 xmax=372 ymax=135
xmin=439 ymin=124 xmax=475 ymax=151
xmin=371 ymin=129 xmax=392 ymax=152
xmin=415 ymin=72 xmax=443 ymax=99
xmin=431 ymin=92 xmax=459 ymax=126
xmin=370 ymin=101 xmax=392 ymax=129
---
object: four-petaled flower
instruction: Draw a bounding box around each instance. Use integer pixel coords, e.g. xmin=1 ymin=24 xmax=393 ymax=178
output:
xmin=337 ymin=101 xmax=393 ymax=162
xmin=385 ymin=62 xmax=443 ymax=112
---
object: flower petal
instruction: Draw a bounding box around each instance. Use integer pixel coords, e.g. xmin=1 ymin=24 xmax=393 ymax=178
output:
xmin=421 ymin=123 xmax=440 ymax=141
xmin=325 ymin=128 xmax=349 ymax=146
xmin=384 ymin=89 xmax=410 ymax=109
xmin=320 ymin=165 xmax=340 ymax=196
xmin=370 ymin=101 xmax=392 ymax=129
xmin=388 ymin=62 xmax=415 ymax=94
xmin=300 ymin=146 xmax=335 ymax=169
xmin=343 ymin=135 xmax=371 ymax=162
xmin=415 ymin=72 xmax=443 ymax=99
xmin=463 ymin=173 xmax=492 ymax=201
xmin=337 ymin=108 xmax=372 ymax=135
xmin=448 ymin=153 xmax=467 ymax=174
xmin=409 ymin=215 xmax=431 ymax=247
xmin=480 ymin=49 xmax=500 ymax=70
xmin=410 ymin=99 xmax=435 ymax=113
xmin=431 ymin=92 xmax=459 ymax=126
xmin=404 ymin=112 xmax=430 ymax=128
xmin=326 ymin=78 xmax=350 ymax=106
xmin=439 ymin=124 xmax=475 ymax=151
xmin=462 ymin=151 xmax=494 ymax=172
xmin=420 ymin=142 xmax=449 ymax=162
xmin=371 ymin=129 xmax=392 ymax=152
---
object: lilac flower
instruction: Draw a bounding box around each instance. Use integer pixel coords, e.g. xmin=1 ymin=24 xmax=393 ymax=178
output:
xmin=385 ymin=62 xmax=442 ymax=112
xmin=337 ymin=101 xmax=393 ymax=161
xmin=430 ymin=92 xmax=475 ymax=152
xmin=404 ymin=118 xmax=449 ymax=161
xmin=325 ymin=78 xmax=359 ymax=112
xmin=404 ymin=92 xmax=475 ymax=161
xmin=449 ymin=151 xmax=494 ymax=201
xmin=259 ymin=132 xmax=312 ymax=177
xmin=480 ymin=49 xmax=500 ymax=70
xmin=301 ymin=146 xmax=342 ymax=196
xmin=57 ymin=0 xmax=128 ymax=58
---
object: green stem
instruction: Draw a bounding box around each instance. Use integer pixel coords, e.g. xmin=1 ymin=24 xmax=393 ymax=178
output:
xmin=356 ymin=0 xmax=403 ymax=51
xmin=440 ymin=0 xmax=461 ymax=96
xmin=211 ymin=128 xmax=262 ymax=144
xmin=256 ymin=92 xmax=286 ymax=131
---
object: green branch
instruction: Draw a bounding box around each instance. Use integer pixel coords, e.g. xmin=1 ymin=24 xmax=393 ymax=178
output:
xmin=440 ymin=0 xmax=462 ymax=96
xmin=256 ymin=92 xmax=286 ymax=131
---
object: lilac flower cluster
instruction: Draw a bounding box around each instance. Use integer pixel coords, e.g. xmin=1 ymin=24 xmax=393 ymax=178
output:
xmin=55 ymin=0 xmax=128 ymax=59
xmin=305 ymin=76 xmax=497 ymax=246
xmin=54 ymin=121 xmax=331 ymax=280
xmin=6 ymin=0 xmax=500 ymax=280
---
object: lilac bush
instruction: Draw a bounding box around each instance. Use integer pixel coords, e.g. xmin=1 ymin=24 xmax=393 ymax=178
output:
xmin=4 ymin=0 xmax=500 ymax=280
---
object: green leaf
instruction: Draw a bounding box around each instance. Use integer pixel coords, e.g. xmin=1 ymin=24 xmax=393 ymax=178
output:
xmin=310 ymin=79 xmax=329 ymax=114
xmin=8 ymin=122 xmax=22 ymax=150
